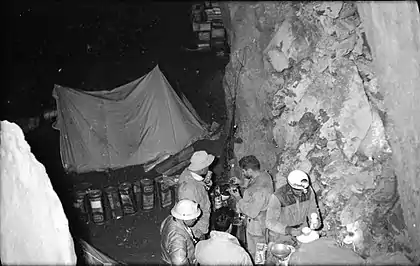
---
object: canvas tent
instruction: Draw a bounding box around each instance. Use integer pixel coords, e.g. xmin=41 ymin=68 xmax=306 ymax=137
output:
xmin=53 ymin=65 xmax=208 ymax=173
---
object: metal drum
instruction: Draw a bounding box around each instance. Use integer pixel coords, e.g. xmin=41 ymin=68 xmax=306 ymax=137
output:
xmin=133 ymin=180 xmax=142 ymax=210
xmin=88 ymin=189 xmax=105 ymax=225
xmin=157 ymin=177 xmax=173 ymax=209
xmin=140 ymin=179 xmax=155 ymax=211
xmin=74 ymin=190 xmax=89 ymax=223
xmin=118 ymin=182 xmax=136 ymax=215
xmin=73 ymin=182 xmax=92 ymax=223
xmin=104 ymin=186 xmax=123 ymax=220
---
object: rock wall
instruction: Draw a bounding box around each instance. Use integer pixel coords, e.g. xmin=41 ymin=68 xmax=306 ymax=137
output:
xmin=221 ymin=1 xmax=419 ymax=262
xmin=356 ymin=2 xmax=420 ymax=259
xmin=0 ymin=121 xmax=76 ymax=264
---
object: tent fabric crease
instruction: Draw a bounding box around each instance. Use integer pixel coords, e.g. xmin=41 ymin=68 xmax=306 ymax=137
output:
xmin=53 ymin=65 xmax=208 ymax=173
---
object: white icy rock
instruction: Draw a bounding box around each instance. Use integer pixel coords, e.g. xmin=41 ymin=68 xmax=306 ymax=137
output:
xmin=0 ymin=120 xmax=77 ymax=265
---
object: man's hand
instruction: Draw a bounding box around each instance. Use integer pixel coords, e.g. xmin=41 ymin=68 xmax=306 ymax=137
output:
xmin=290 ymin=228 xmax=301 ymax=237
xmin=204 ymin=179 xmax=213 ymax=190
xmin=193 ymin=229 xmax=204 ymax=241
xmin=229 ymin=176 xmax=241 ymax=185
xmin=204 ymin=171 xmax=213 ymax=190
xmin=286 ymin=224 xmax=304 ymax=236
xmin=229 ymin=187 xmax=241 ymax=200
xmin=310 ymin=220 xmax=320 ymax=230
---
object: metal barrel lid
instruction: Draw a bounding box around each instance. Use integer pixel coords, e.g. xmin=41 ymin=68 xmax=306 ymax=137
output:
xmin=77 ymin=182 xmax=92 ymax=190
xmin=75 ymin=190 xmax=87 ymax=197
xmin=140 ymin=178 xmax=153 ymax=185
xmin=119 ymin=182 xmax=132 ymax=190
xmin=88 ymin=189 xmax=102 ymax=197
xmin=104 ymin=186 xmax=118 ymax=193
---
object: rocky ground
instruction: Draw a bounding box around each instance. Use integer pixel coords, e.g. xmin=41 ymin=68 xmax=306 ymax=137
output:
xmin=6 ymin=2 xmax=228 ymax=263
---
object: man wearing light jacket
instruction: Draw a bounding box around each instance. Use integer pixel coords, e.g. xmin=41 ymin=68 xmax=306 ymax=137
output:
xmin=229 ymin=155 xmax=274 ymax=261
xmin=265 ymin=170 xmax=321 ymax=245
xmin=177 ymin=151 xmax=214 ymax=240
xmin=195 ymin=207 xmax=253 ymax=265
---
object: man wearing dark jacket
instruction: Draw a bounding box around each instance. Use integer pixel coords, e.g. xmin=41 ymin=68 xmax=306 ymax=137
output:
xmin=265 ymin=170 xmax=321 ymax=245
xmin=160 ymin=199 xmax=201 ymax=265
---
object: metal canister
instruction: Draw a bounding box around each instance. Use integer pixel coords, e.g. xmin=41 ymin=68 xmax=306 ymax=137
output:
xmin=73 ymin=182 xmax=92 ymax=223
xmin=157 ymin=177 xmax=173 ymax=209
xmin=140 ymin=178 xmax=155 ymax=211
xmin=255 ymin=243 xmax=268 ymax=264
xmin=88 ymin=189 xmax=105 ymax=225
xmin=118 ymin=182 xmax=136 ymax=215
xmin=214 ymin=194 xmax=223 ymax=210
xmin=74 ymin=190 xmax=89 ymax=223
xmin=133 ymin=180 xmax=142 ymax=210
xmin=104 ymin=186 xmax=123 ymax=220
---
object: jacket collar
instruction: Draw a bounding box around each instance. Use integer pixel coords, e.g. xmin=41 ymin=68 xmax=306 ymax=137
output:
xmin=209 ymin=231 xmax=240 ymax=245
xmin=175 ymin=218 xmax=198 ymax=244
xmin=190 ymin=171 xmax=204 ymax=181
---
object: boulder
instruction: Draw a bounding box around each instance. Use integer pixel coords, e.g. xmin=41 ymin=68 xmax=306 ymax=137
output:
xmin=366 ymin=252 xmax=414 ymax=265
xmin=289 ymin=238 xmax=365 ymax=265
xmin=314 ymin=2 xmax=343 ymax=19
xmin=0 ymin=121 xmax=76 ymax=265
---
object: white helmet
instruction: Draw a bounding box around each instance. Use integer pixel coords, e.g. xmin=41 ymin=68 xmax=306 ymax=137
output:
xmin=287 ymin=170 xmax=310 ymax=190
xmin=171 ymin=199 xmax=201 ymax=220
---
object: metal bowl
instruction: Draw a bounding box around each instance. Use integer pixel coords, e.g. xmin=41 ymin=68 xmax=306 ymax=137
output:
xmin=269 ymin=243 xmax=292 ymax=259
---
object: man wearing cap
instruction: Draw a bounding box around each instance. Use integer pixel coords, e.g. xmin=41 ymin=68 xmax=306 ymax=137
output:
xmin=229 ymin=155 xmax=274 ymax=261
xmin=265 ymin=170 xmax=321 ymax=246
xmin=177 ymin=151 xmax=215 ymax=240
xmin=160 ymin=199 xmax=202 ymax=265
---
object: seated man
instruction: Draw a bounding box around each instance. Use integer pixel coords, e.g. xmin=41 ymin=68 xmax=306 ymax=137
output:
xmin=160 ymin=199 xmax=201 ymax=265
xmin=265 ymin=170 xmax=321 ymax=246
xmin=195 ymin=207 xmax=253 ymax=266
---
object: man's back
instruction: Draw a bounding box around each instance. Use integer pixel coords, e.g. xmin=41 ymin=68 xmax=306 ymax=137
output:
xmin=195 ymin=231 xmax=253 ymax=265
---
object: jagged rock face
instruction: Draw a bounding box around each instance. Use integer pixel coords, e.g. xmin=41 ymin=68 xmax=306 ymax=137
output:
xmin=221 ymin=1 xmax=418 ymax=262
xmin=0 ymin=121 xmax=77 ymax=264
xmin=356 ymin=2 xmax=420 ymax=262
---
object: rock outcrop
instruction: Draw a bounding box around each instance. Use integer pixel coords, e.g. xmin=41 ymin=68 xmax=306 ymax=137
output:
xmin=221 ymin=1 xmax=419 ymax=263
xmin=0 ymin=121 xmax=76 ymax=264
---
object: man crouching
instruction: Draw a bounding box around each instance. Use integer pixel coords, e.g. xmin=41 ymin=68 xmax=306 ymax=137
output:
xmin=265 ymin=170 xmax=321 ymax=245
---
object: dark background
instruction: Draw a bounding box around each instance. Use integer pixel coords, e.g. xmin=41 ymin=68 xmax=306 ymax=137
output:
xmin=5 ymin=1 xmax=228 ymax=263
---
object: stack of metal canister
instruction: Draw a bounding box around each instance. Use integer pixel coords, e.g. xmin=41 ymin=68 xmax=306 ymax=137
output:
xmin=72 ymin=176 xmax=177 ymax=225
